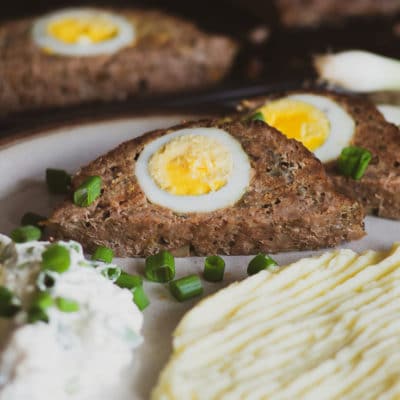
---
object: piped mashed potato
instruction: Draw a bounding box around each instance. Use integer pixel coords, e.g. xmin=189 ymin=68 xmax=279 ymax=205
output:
xmin=0 ymin=234 xmax=143 ymax=400
xmin=153 ymin=244 xmax=400 ymax=400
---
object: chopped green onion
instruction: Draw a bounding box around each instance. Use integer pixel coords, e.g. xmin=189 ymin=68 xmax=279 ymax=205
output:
xmin=41 ymin=244 xmax=71 ymax=273
xmin=116 ymin=271 xmax=143 ymax=289
xmin=11 ymin=225 xmax=41 ymax=243
xmin=30 ymin=291 xmax=54 ymax=312
xmin=145 ymin=250 xmax=175 ymax=283
xmin=56 ymin=297 xmax=79 ymax=313
xmin=338 ymin=146 xmax=372 ymax=180
xmin=247 ymin=253 xmax=278 ymax=275
xmin=132 ymin=285 xmax=150 ymax=311
xmin=203 ymin=255 xmax=225 ymax=282
xmin=101 ymin=266 xmax=121 ymax=282
xmin=46 ymin=168 xmax=71 ymax=194
xmin=36 ymin=271 xmax=57 ymax=291
xmin=250 ymin=111 xmax=265 ymax=122
xmin=73 ymin=176 xmax=102 ymax=207
xmin=21 ymin=212 xmax=46 ymax=229
xmin=169 ymin=275 xmax=203 ymax=302
xmin=27 ymin=308 xmax=49 ymax=323
xmin=0 ymin=286 xmax=21 ymax=318
xmin=92 ymin=246 xmax=114 ymax=263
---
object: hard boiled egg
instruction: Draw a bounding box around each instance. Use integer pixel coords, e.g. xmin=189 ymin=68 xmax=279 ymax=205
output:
xmin=135 ymin=128 xmax=251 ymax=213
xmin=32 ymin=8 xmax=135 ymax=56
xmin=257 ymin=93 xmax=355 ymax=163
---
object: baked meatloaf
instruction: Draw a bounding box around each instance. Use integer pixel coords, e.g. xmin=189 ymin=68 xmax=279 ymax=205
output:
xmin=0 ymin=8 xmax=237 ymax=115
xmin=275 ymin=0 xmax=400 ymax=27
xmin=239 ymin=90 xmax=400 ymax=219
xmin=48 ymin=119 xmax=364 ymax=257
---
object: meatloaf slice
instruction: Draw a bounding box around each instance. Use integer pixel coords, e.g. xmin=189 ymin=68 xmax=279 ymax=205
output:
xmin=239 ymin=90 xmax=400 ymax=219
xmin=0 ymin=8 xmax=237 ymax=115
xmin=275 ymin=0 xmax=400 ymax=27
xmin=48 ymin=119 xmax=364 ymax=257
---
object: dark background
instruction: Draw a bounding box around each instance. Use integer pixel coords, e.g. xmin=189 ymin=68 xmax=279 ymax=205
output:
xmin=1 ymin=0 xmax=400 ymax=133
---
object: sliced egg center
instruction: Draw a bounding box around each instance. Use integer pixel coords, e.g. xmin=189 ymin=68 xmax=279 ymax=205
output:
xmin=258 ymin=98 xmax=330 ymax=151
xmin=148 ymin=135 xmax=233 ymax=196
xmin=32 ymin=9 xmax=135 ymax=56
xmin=48 ymin=17 xmax=119 ymax=44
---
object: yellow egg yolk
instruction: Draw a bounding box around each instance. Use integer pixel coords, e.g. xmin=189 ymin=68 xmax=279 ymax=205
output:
xmin=48 ymin=17 xmax=119 ymax=44
xmin=258 ymin=99 xmax=331 ymax=151
xmin=148 ymin=135 xmax=233 ymax=196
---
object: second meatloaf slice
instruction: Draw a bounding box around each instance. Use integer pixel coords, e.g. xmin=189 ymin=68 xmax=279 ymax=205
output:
xmin=0 ymin=8 xmax=237 ymax=115
xmin=49 ymin=119 xmax=365 ymax=257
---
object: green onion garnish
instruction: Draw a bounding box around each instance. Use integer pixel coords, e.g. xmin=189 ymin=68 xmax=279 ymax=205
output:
xmin=31 ymin=291 xmax=54 ymax=310
xmin=46 ymin=168 xmax=71 ymax=194
xmin=27 ymin=308 xmax=49 ymax=323
xmin=132 ymin=285 xmax=150 ymax=311
xmin=250 ymin=111 xmax=265 ymax=122
xmin=116 ymin=271 xmax=143 ymax=289
xmin=10 ymin=225 xmax=41 ymax=243
xmin=203 ymin=255 xmax=225 ymax=282
xmin=73 ymin=176 xmax=102 ymax=207
xmin=338 ymin=146 xmax=372 ymax=180
xmin=169 ymin=275 xmax=203 ymax=302
xmin=145 ymin=250 xmax=175 ymax=283
xmin=41 ymin=244 xmax=71 ymax=273
xmin=0 ymin=286 xmax=21 ymax=318
xmin=247 ymin=253 xmax=278 ymax=275
xmin=36 ymin=271 xmax=57 ymax=291
xmin=101 ymin=266 xmax=121 ymax=282
xmin=21 ymin=212 xmax=46 ymax=229
xmin=56 ymin=297 xmax=79 ymax=313
xmin=92 ymin=246 xmax=114 ymax=263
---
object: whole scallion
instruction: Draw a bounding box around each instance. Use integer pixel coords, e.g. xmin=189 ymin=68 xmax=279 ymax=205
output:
xmin=314 ymin=50 xmax=400 ymax=92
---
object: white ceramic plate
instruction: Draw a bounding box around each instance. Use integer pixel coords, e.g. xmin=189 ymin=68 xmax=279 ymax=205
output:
xmin=1 ymin=115 xmax=400 ymax=399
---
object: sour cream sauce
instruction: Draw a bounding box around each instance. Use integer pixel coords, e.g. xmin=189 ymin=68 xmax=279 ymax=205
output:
xmin=0 ymin=234 xmax=143 ymax=400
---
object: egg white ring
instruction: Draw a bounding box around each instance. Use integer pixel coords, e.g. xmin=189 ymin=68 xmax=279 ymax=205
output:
xmin=377 ymin=104 xmax=400 ymax=126
xmin=32 ymin=8 xmax=135 ymax=57
xmin=284 ymin=93 xmax=355 ymax=163
xmin=135 ymin=128 xmax=251 ymax=214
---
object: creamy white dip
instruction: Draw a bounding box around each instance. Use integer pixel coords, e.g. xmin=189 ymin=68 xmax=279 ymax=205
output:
xmin=0 ymin=234 xmax=143 ymax=400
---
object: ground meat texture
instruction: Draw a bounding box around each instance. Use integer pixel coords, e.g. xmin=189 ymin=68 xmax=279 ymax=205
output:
xmin=48 ymin=119 xmax=365 ymax=257
xmin=0 ymin=9 xmax=237 ymax=115
xmin=240 ymin=90 xmax=400 ymax=220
